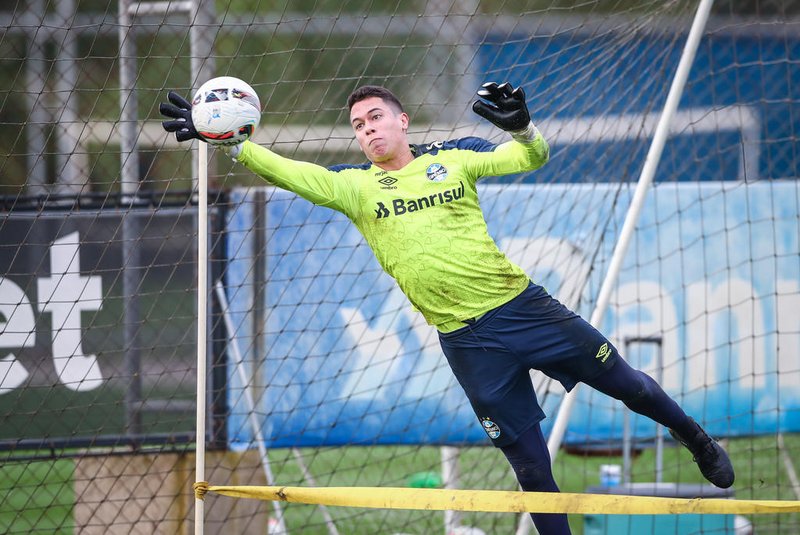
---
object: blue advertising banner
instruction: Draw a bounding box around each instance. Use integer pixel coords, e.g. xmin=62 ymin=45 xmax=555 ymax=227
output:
xmin=225 ymin=181 xmax=800 ymax=449
xmin=222 ymin=25 xmax=799 ymax=449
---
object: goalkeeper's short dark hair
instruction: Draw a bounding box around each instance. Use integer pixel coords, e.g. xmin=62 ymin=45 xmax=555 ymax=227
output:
xmin=347 ymin=85 xmax=405 ymax=114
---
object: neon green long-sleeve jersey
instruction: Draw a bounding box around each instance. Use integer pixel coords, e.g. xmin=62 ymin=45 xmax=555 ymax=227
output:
xmin=236 ymin=133 xmax=549 ymax=331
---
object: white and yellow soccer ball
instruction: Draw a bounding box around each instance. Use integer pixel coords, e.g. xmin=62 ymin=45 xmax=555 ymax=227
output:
xmin=191 ymin=76 xmax=261 ymax=146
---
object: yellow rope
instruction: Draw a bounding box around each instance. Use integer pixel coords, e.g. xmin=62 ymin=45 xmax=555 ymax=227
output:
xmin=196 ymin=484 xmax=800 ymax=515
xmin=193 ymin=481 xmax=209 ymax=501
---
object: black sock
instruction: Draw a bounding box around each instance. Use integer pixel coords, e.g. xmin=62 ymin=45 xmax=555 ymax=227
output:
xmin=500 ymin=424 xmax=572 ymax=535
xmin=585 ymin=358 xmax=696 ymax=438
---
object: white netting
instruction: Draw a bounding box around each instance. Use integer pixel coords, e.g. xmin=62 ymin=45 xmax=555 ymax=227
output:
xmin=1 ymin=1 xmax=799 ymax=534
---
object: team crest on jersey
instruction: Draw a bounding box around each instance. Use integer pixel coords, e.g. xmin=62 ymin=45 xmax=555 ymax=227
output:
xmin=426 ymin=163 xmax=448 ymax=182
xmin=481 ymin=417 xmax=501 ymax=440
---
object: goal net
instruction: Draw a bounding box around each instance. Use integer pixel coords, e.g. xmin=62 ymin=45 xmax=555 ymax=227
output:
xmin=1 ymin=1 xmax=799 ymax=534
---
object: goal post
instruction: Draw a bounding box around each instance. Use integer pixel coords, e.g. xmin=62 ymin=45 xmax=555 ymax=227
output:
xmin=1 ymin=2 xmax=800 ymax=535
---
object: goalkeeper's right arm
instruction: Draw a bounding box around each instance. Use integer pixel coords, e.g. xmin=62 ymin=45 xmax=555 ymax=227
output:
xmin=234 ymin=140 xmax=356 ymax=211
xmin=159 ymin=91 xmax=357 ymax=212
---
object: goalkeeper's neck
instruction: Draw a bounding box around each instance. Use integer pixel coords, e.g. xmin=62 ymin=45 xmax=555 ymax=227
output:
xmin=371 ymin=148 xmax=415 ymax=171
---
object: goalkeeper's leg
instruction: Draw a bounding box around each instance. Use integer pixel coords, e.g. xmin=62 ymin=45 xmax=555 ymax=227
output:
xmin=584 ymin=358 xmax=734 ymax=488
xmin=500 ymin=423 xmax=572 ymax=535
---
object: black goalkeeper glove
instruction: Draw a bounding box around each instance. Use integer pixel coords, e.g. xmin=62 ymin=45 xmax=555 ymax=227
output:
xmin=471 ymin=82 xmax=531 ymax=132
xmin=160 ymin=91 xmax=202 ymax=142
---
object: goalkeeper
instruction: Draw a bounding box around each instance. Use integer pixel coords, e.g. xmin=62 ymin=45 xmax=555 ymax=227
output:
xmin=161 ymin=82 xmax=734 ymax=534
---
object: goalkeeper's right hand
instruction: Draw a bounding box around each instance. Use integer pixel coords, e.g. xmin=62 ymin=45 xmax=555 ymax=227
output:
xmin=160 ymin=91 xmax=202 ymax=142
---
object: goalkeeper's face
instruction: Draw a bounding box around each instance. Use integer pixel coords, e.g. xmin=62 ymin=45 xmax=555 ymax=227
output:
xmin=350 ymin=97 xmax=411 ymax=167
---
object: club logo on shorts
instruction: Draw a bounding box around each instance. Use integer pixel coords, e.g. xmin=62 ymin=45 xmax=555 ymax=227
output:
xmin=481 ymin=417 xmax=501 ymax=440
xmin=426 ymin=163 xmax=448 ymax=182
xmin=595 ymin=342 xmax=612 ymax=363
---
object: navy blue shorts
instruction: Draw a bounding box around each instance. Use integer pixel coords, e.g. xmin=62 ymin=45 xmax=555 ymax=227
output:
xmin=437 ymin=282 xmax=619 ymax=447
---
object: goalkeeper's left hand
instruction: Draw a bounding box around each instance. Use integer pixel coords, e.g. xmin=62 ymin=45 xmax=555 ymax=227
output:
xmin=160 ymin=91 xmax=202 ymax=142
xmin=471 ymin=82 xmax=531 ymax=133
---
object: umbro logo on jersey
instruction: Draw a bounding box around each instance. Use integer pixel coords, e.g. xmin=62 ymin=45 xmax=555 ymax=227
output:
xmin=378 ymin=176 xmax=398 ymax=190
xmin=373 ymin=181 xmax=465 ymax=219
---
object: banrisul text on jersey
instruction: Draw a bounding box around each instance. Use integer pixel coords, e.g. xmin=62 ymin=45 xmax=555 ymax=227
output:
xmin=382 ymin=181 xmax=465 ymax=217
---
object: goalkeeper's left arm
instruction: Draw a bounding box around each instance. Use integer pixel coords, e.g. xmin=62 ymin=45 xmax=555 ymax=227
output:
xmin=469 ymin=82 xmax=550 ymax=177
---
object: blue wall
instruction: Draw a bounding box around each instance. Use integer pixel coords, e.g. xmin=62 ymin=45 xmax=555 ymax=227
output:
xmin=477 ymin=29 xmax=799 ymax=183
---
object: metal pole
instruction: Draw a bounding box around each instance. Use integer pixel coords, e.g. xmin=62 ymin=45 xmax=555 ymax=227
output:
xmin=118 ymin=0 xmax=143 ymax=437
xmin=214 ymin=282 xmax=290 ymax=533
xmin=122 ymin=6 xmax=215 ymax=531
xmin=621 ymin=336 xmax=664 ymax=485
xmin=441 ymin=446 xmax=462 ymax=534
xmin=23 ymin=0 xmax=49 ymax=196
xmin=195 ymin=140 xmax=208 ymax=535
xmin=189 ymin=1 xmax=217 ymax=188
xmin=118 ymin=0 xmax=139 ymax=200
xmin=188 ymin=8 xmax=215 ymax=533
xmin=53 ymin=0 xmax=86 ymax=194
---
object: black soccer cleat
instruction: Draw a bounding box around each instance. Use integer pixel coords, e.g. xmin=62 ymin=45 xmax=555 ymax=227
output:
xmin=669 ymin=418 xmax=735 ymax=489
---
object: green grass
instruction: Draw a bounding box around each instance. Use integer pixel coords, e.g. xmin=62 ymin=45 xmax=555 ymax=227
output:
xmin=0 ymin=458 xmax=74 ymax=534
xmin=2 ymin=435 xmax=799 ymax=534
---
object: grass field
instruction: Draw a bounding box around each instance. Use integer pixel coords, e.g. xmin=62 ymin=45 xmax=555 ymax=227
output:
xmin=2 ymin=435 xmax=799 ymax=534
